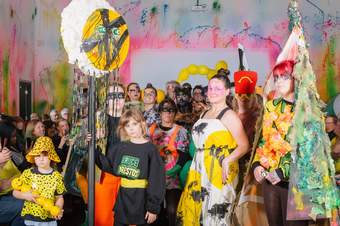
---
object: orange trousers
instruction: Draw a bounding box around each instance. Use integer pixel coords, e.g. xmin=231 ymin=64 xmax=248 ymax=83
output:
xmin=95 ymin=172 xmax=121 ymax=226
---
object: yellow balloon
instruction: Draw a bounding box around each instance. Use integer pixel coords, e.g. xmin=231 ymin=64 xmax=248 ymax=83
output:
xmin=50 ymin=206 xmax=61 ymax=217
xmin=140 ymin=89 xmax=144 ymax=100
xmin=198 ymin=65 xmax=209 ymax=75
xmin=43 ymin=200 xmax=54 ymax=211
xmin=207 ymin=70 xmax=216 ymax=80
xmin=36 ymin=197 xmax=46 ymax=206
xmin=11 ymin=178 xmax=22 ymax=190
xmin=32 ymin=190 xmax=40 ymax=196
xmin=187 ymin=64 xmax=198 ymax=74
xmin=215 ymin=60 xmax=228 ymax=71
xmin=178 ymin=69 xmax=189 ymax=82
xmin=21 ymin=184 xmax=31 ymax=193
xmin=157 ymin=89 xmax=165 ymax=103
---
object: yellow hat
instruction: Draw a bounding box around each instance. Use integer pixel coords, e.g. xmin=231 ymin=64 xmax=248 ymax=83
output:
xmin=26 ymin=136 xmax=61 ymax=163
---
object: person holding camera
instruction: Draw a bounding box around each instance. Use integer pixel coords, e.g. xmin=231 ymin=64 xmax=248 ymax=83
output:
xmin=52 ymin=119 xmax=70 ymax=172
xmin=0 ymin=122 xmax=25 ymax=226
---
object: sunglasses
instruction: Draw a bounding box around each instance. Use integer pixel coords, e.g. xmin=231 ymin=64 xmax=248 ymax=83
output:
xmin=107 ymin=92 xmax=125 ymax=100
xmin=161 ymin=108 xmax=176 ymax=113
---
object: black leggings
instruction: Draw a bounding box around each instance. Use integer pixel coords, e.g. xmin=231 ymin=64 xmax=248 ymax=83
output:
xmin=165 ymin=189 xmax=182 ymax=226
xmin=262 ymin=181 xmax=309 ymax=226
xmin=152 ymin=189 xmax=182 ymax=226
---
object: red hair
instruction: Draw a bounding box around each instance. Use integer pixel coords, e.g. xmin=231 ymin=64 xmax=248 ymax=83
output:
xmin=272 ymin=60 xmax=295 ymax=76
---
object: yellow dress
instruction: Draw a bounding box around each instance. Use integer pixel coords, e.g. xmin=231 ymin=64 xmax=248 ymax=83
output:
xmin=177 ymin=115 xmax=238 ymax=226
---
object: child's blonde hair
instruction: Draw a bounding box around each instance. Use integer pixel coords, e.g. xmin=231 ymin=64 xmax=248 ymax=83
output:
xmin=117 ymin=109 xmax=147 ymax=141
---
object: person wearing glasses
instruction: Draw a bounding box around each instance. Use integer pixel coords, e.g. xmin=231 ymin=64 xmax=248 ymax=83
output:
xmin=0 ymin=122 xmax=25 ymax=226
xmin=143 ymin=83 xmax=161 ymax=127
xmin=125 ymin=82 xmax=144 ymax=112
xmin=149 ymin=98 xmax=189 ymax=226
xmin=251 ymin=60 xmax=310 ymax=226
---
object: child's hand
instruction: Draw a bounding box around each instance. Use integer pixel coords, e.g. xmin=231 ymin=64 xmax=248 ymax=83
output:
xmin=23 ymin=192 xmax=39 ymax=203
xmin=53 ymin=208 xmax=64 ymax=220
xmin=145 ymin=211 xmax=157 ymax=224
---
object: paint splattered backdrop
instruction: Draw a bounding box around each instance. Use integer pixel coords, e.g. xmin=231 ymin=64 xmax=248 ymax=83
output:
xmin=0 ymin=0 xmax=339 ymax=115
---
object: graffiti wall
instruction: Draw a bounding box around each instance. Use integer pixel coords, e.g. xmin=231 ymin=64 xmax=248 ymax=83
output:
xmin=0 ymin=0 xmax=339 ymax=115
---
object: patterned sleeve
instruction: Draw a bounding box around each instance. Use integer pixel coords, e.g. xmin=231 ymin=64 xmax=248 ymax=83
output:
xmin=54 ymin=172 xmax=66 ymax=195
xmin=175 ymin=126 xmax=189 ymax=153
xmin=278 ymin=152 xmax=291 ymax=181
xmin=252 ymin=101 xmax=271 ymax=169
xmin=19 ymin=168 xmax=32 ymax=186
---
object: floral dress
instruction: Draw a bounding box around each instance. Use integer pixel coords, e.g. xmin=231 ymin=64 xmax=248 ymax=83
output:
xmin=176 ymin=107 xmax=239 ymax=226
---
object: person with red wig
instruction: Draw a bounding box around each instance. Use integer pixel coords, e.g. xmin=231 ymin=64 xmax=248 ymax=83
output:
xmin=251 ymin=60 xmax=309 ymax=226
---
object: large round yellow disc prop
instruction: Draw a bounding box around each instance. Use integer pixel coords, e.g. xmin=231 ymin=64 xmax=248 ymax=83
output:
xmin=82 ymin=9 xmax=129 ymax=71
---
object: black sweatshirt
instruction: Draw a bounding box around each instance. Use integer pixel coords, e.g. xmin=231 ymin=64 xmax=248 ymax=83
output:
xmin=95 ymin=141 xmax=166 ymax=225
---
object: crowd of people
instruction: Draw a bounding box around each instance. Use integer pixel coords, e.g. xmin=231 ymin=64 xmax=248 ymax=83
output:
xmin=1 ymin=63 xmax=340 ymax=226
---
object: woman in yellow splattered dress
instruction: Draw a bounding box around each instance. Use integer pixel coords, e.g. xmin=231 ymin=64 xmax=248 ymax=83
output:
xmin=176 ymin=72 xmax=249 ymax=226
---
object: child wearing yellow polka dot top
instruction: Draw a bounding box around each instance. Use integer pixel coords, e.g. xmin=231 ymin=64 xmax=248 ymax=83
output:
xmin=13 ymin=136 xmax=66 ymax=226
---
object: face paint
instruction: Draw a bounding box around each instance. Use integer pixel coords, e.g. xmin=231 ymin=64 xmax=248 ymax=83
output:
xmin=161 ymin=108 xmax=176 ymax=113
xmin=107 ymin=86 xmax=125 ymax=115
xmin=207 ymin=79 xmax=228 ymax=103
xmin=176 ymin=92 xmax=190 ymax=106
xmin=107 ymin=92 xmax=125 ymax=100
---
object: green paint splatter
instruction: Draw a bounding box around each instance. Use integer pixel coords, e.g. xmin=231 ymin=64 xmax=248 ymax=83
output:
xmin=151 ymin=6 xmax=158 ymax=15
xmin=326 ymin=36 xmax=338 ymax=99
xmin=36 ymin=62 xmax=72 ymax=114
xmin=53 ymin=62 xmax=72 ymax=110
xmin=32 ymin=7 xmax=37 ymax=20
xmin=212 ymin=1 xmax=221 ymax=11
xmin=34 ymin=101 xmax=48 ymax=115
xmin=2 ymin=52 xmax=9 ymax=113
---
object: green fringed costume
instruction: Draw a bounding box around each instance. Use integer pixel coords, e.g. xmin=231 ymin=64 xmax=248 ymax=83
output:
xmin=285 ymin=0 xmax=339 ymax=223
